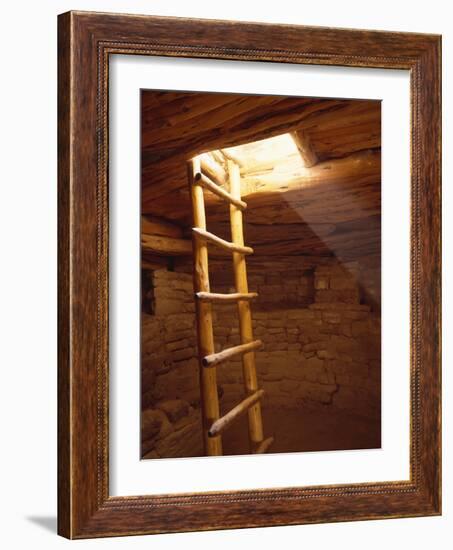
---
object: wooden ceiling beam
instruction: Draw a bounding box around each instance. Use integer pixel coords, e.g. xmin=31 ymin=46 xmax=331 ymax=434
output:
xmin=141 ymin=234 xmax=192 ymax=256
xmin=141 ymin=215 xmax=184 ymax=239
xmin=241 ymin=149 xmax=380 ymax=195
xmin=140 ymin=91 xmax=381 ymax=260
xmin=198 ymin=153 xmax=228 ymax=187
xmin=142 ymin=149 xmax=380 ymax=225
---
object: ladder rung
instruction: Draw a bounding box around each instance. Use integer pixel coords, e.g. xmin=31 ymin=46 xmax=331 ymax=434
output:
xmin=192 ymin=227 xmax=253 ymax=255
xmin=195 ymin=172 xmax=247 ymax=211
xmin=208 ymin=390 xmax=265 ymax=437
xmin=254 ymin=436 xmax=274 ymax=454
xmin=202 ymin=340 xmax=262 ymax=368
xmin=196 ymin=291 xmax=258 ymax=303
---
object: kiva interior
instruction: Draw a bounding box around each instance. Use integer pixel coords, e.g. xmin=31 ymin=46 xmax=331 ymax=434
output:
xmin=140 ymin=90 xmax=381 ymax=459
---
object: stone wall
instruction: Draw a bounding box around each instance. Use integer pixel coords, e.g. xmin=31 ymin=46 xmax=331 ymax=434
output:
xmin=213 ymin=263 xmax=380 ymax=418
xmin=141 ymin=260 xmax=380 ymax=459
xmin=141 ymin=270 xmax=202 ymax=459
xmin=357 ymin=255 xmax=381 ymax=313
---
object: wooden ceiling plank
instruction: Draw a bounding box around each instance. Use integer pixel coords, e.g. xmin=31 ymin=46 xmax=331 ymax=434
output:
xmin=141 ymin=215 xmax=184 ymax=238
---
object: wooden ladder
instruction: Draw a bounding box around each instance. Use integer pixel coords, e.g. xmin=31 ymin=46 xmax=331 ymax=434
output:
xmin=188 ymin=156 xmax=274 ymax=456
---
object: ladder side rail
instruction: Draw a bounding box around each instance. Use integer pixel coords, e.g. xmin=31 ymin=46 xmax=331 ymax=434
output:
xmin=227 ymin=160 xmax=265 ymax=451
xmin=188 ymin=158 xmax=222 ymax=456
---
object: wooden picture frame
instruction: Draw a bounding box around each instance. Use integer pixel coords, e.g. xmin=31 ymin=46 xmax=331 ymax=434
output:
xmin=58 ymin=10 xmax=441 ymax=539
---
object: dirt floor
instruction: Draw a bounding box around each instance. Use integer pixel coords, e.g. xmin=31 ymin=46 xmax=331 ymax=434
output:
xmin=221 ymin=405 xmax=381 ymax=456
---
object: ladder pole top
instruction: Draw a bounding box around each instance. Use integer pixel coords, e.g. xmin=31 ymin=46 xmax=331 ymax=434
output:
xmin=194 ymin=171 xmax=247 ymax=211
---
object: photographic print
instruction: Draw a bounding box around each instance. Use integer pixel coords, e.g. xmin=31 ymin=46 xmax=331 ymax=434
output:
xmin=140 ymin=90 xmax=381 ymax=459
xmin=58 ymin=12 xmax=441 ymax=537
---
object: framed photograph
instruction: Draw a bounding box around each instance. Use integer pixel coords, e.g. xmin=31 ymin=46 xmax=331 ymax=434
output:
xmin=58 ymin=11 xmax=441 ymax=538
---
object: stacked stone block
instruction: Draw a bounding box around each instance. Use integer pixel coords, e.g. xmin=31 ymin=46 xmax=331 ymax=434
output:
xmin=141 ymin=261 xmax=381 ymax=458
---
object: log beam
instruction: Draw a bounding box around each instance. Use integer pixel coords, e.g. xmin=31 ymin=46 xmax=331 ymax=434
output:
xmin=199 ymin=153 xmax=228 ymax=187
xmin=241 ymin=149 xmax=379 ymax=193
xmin=220 ymin=148 xmax=244 ymax=168
xmin=141 ymin=234 xmax=192 ymax=256
xmin=141 ymin=215 xmax=183 ymax=239
xmin=142 ymin=150 xmax=381 ymax=225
